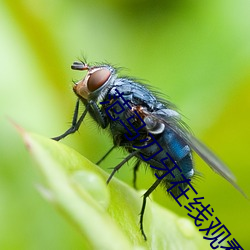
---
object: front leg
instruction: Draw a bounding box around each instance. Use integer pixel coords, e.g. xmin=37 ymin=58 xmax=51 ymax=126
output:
xmin=89 ymin=100 xmax=108 ymax=129
xmin=52 ymin=99 xmax=89 ymax=141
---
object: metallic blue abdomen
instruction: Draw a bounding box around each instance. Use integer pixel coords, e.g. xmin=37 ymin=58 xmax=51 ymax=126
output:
xmin=99 ymin=78 xmax=194 ymax=195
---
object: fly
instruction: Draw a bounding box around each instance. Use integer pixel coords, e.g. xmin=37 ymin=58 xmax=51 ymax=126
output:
xmin=52 ymin=60 xmax=246 ymax=240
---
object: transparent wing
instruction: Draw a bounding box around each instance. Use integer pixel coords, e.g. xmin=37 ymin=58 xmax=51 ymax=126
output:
xmin=149 ymin=110 xmax=247 ymax=198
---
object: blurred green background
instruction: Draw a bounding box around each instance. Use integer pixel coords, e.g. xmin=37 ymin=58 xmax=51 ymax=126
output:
xmin=1 ymin=0 xmax=250 ymax=249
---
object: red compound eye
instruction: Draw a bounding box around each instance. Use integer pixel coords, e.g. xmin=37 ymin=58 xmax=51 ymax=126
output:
xmin=87 ymin=68 xmax=111 ymax=92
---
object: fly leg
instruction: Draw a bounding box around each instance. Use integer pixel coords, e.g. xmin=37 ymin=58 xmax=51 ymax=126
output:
xmin=133 ymin=159 xmax=141 ymax=189
xmin=96 ymin=145 xmax=116 ymax=165
xmin=140 ymin=178 xmax=162 ymax=240
xmin=88 ymin=100 xmax=108 ymax=129
xmin=107 ymin=150 xmax=138 ymax=184
xmin=52 ymin=99 xmax=89 ymax=141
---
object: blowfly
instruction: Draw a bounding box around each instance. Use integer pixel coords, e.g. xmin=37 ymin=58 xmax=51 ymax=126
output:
xmin=52 ymin=60 xmax=245 ymax=240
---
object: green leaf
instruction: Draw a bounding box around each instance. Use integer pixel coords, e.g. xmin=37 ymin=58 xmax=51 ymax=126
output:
xmin=19 ymin=128 xmax=210 ymax=250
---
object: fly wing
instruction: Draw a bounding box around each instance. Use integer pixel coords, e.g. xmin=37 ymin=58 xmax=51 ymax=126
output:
xmin=149 ymin=109 xmax=247 ymax=198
